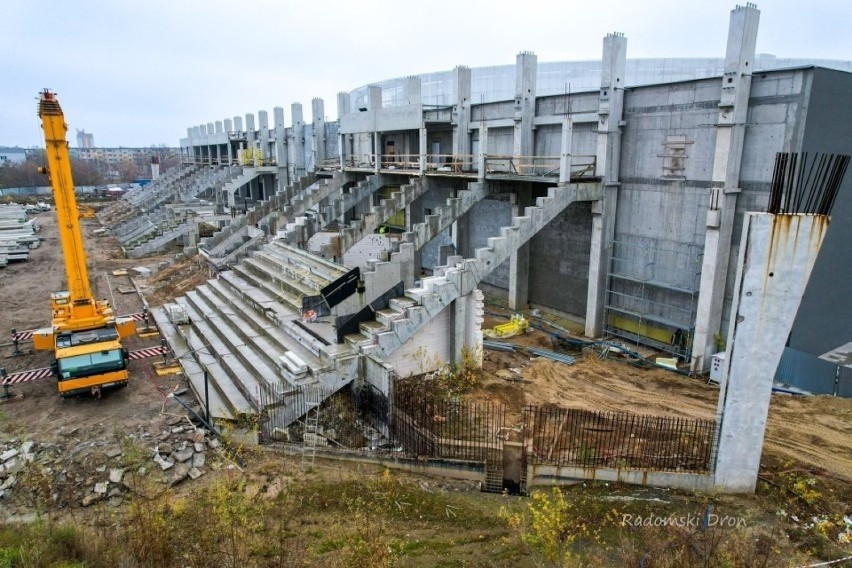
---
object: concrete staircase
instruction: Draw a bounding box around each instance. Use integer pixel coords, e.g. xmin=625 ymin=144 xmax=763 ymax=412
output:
xmin=279 ymin=173 xmax=392 ymax=250
xmin=343 ymin=182 xmax=601 ymax=358
xmin=200 ymin=172 xmax=349 ymax=269
xmin=319 ymin=177 xmax=427 ymax=259
xmin=97 ymin=165 xmax=197 ymax=225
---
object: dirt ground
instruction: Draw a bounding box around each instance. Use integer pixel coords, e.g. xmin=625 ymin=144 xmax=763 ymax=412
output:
xmin=477 ymin=315 xmax=852 ymax=482
xmin=1 ymin=209 xmax=850 ymax=487
xmin=0 ymin=209 xmax=186 ymax=446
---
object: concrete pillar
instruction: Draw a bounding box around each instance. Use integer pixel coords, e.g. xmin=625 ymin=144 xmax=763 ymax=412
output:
xmin=258 ymin=110 xmax=270 ymax=165
xmin=245 ymin=113 xmax=256 ymax=166
xmin=478 ymin=123 xmax=488 ymax=181
xmin=452 ymin=66 xmax=471 ymax=169
xmin=312 ymin=98 xmax=326 ymax=166
xmin=558 ymin=116 xmax=573 ymax=184
xmin=291 ymin=103 xmax=305 ymax=180
xmin=508 ymin=185 xmax=533 ymax=310
xmin=369 ymin=86 xmax=382 ymax=170
xmin=507 ymin=53 xmax=537 ymax=311
xmin=450 ymin=295 xmax=467 ymax=365
xmin=513 ymin=52 xmax=537 ymax=161
xmin=273 ymin=107 xmax=288 ymax=189
xmin=406 ymin=76 xmax=421 ymax=106
xmin=714 ymin=214 xmax=827 ymax=492
xmin=224 ymin=118 xmax=234 ymax=166
xmin=419 ymin=127 xmax=427 ymax=174
xmin=692 ymin=4 xmax=760 ymax=372
xmin=585 ymin=32 xmax=627 ymax=338
xmin=337 ymin=92 xmax=350 ymax=168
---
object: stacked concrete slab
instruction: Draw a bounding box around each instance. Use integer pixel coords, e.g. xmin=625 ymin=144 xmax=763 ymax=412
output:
xmin=0 ymin=205 xmax=41 ymax=267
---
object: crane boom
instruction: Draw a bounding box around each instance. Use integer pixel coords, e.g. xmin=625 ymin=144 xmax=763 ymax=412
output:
xmin=37 ymin=90 xmax=99 ymax=324
xmin=34 ymin=90 xmax=135 ymax=397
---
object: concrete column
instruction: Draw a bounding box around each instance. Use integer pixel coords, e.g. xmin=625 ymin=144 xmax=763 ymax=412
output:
xmin=585 ymin=32 xmax=627 ymax=338
xmin=258 ymin=110 xmax=270 ymax=165
xmin=224 ymin=118 xmax=233 ymax=166
xmin=452 ymin=189 xmax=471 ymax=258
xmin=419 ymin=127 xmax=427 ymax=174
xmin=245 ymin=114 xmax=256 ymax=167
xmin=452 ymin=66 xmax=472 ymax=168
xmin=273 ymin=106 xmax=288 ymax=189
xmin=508 ymin=185 xmax=533 ymax=310
xmin=507 ymin=52 xmax=537 ymax=311
xmin=369 ymin=86 xmax=382 ymax=170
xmin=478 ymin=123 xmax=488 ymax=181
xmin=450 ymin=295 xmax=468 ymax=365
xmin=337 ymin=92 xmax=350 ymax=168
xmin=692 ymin=4 xmax=760 ymax=372
xmin=513 ymin=52 xmax=537 ymax=161
xmin=558 ymin=116 xmax=573 ymax=184
xmin=406 ymin=76 xmax=422 ymax=105
xmin=291 ymin=103 xmax=305 ymax=180
xmin=312 ymin=98 xmax=326 ymax=166
xmin=714 ymin=214 xmax=827 ymax=492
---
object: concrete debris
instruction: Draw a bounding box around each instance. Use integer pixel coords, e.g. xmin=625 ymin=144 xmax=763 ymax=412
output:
xmin=153 ymin=454 xmax=174 ymax=471
xmin=0 ymin=423 xmax=220 ymax=513
xmin=173 ymin=448 xmax=193 ymax=463
xmin=191 ymin=453 xmax=206 ymax=468
xmin=0 ymin=449 xmax=19 ymax=462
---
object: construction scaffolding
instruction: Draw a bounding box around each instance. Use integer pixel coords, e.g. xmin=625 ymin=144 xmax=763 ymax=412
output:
xmin=604 ymin=239 xmax=703 ymax=359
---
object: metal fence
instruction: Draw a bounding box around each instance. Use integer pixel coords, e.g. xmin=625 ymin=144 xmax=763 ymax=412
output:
xmin=391 ymin=380 xmax=504 ymax=462
xmin=523 ymin=406 xmax=716 ymax=473
xmin=256 ymin=377 xmax=719 ymax=483
xmin=258 ymin=385 xmax=384 ymax=449
xmin=774 ymin=347 xmax=849 ymax=397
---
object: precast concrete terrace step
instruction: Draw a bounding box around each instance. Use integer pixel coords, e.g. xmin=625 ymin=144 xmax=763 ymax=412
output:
xmin=197 ymin=281 xmax=324 ymax=387
xmin=176 ymin=295 xmax=267 ymax=410
xmin=249 ymin=252 xmax=324 ymax=295
xmin=241 ymin=257 xmax=316 ymax=302
xmin=204 ymin=278 xmax=325 ymax=372
xmin=229 ymin=264 xmax=303 ymax=314
xmin=151 ymin=306 xmax=236 ymax=421
xmin=185 ymin=286 xmax=284 ymax=392
xmin=217 ymin=270 xmax=330 ymax=360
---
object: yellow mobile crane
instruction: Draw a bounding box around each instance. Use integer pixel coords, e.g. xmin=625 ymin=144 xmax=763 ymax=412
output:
xmin=33 ymin=90 xmax=136 ymax=397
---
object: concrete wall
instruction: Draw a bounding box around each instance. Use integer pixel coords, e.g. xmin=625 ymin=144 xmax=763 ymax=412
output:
xmin=419 ymin=186 xmax=455 ymax=270
xmin=610 ymin=71 xmax=810 ymax=340
xmin=387 ymin=307 xmax=450 ymax=377
xmin=468 ymin=195 xmax=512 ymax=287
xmin=789 ymin=68 xmax=852 ymax=356
xmin=528 ymin=202 xmax=592 ymax=316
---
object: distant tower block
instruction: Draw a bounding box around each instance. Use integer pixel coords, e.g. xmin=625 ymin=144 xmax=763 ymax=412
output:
xmin=150 ymin=155 xmax=160 ymax=180
xmin=76 ymin=129 xmax=94 ymax=148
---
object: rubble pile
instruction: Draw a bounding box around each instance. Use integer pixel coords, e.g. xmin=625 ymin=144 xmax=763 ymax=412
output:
xmin=0 ymin=416 xmax=221 ymax=514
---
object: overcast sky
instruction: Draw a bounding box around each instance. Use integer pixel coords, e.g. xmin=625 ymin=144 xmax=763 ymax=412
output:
xmin=2 ymin=0 xmax=850 ymax=148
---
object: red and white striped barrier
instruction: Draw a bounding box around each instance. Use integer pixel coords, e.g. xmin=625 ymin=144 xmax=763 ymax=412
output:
xmin=2 ymin=367 xmax=52 ymax=385
xmin=1 ymin=345 xmax=168 ymax=385
xmin=128 ymin=346 xmax=168 ymax=360
xmin=11 ymin=313 xmax=148 ymax=342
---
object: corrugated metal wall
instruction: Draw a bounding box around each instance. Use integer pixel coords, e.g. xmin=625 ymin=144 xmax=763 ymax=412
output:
xmin=774 ymin=347 xmax=851 ymax=397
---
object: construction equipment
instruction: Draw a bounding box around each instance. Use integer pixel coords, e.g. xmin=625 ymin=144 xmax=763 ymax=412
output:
xmin=77 ymin=205 xmax=96 ymax=218
xmin=33 ymin=90 xmax=136 ymax=397
xmin=483 ymin=313 xmax=529 ymax=339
